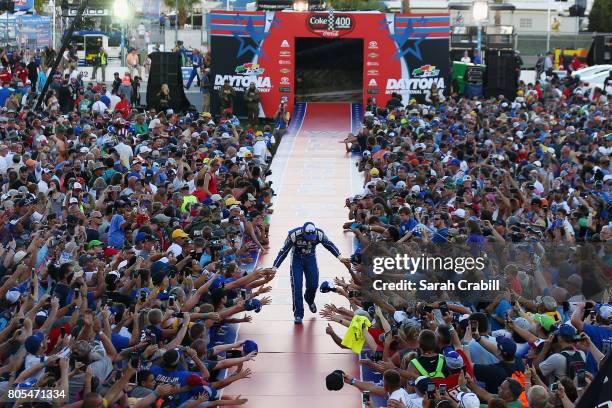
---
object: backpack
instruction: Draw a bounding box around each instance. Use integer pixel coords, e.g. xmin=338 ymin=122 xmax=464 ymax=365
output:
xmin=560 ymin=350 xmax=586 ymax=378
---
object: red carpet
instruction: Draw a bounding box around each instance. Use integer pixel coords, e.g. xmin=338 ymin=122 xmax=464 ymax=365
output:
xmin=222 ymin=103 xmax=360 ymax=407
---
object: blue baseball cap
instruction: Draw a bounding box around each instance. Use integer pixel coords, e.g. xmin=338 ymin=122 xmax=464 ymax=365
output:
xmin=302 ymin=222 xmax=317 ymax=241
xmin=244 ymin=299 xmax=262 ymax=313
xmin=555 ymin=324 xmax=577 ymax=340
xmin=320 ymin=281 xmax=335 ymax=293
xmin=496 ymin=336 xmax=517 ymax=356
xmin=243 ymin=340 xmax=258 ymax=354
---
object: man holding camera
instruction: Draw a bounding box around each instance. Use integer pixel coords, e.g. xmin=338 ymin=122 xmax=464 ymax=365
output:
xmin=272 ymin=221 xmax=349 ymax=324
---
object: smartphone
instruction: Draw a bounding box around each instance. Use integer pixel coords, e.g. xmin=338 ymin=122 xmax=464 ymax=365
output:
xmin=240 ymin=288 xmax=247 ymax=300
xmin=169 ymin=295 xmax=175 ymax=307
xmin=550 ymin=382 xmax=558 ymax=392
xmin=226 ymin=350 xmax=242 ymax=359
xmin=173 ymin=312 xmax=184 ymax=318
xmin=470 ymin=320 xmax=479 ymax=332
xmin=439 ymin=384 xmax=447 ymax=396
xmin=348 ymin=290 xmax=358 ymax=298
xmin=130 ymin=352 xmax=139 ymax=368
xmin=74 ymin=288 xmax=80 ymax=298
xmin=427 ymin=383 xmax=436 ymax=399
xmin=422 ymin=305 xmax=433 ymax=313
xmin=439 ymin=302 xmax=449 ymax=315
xmin=140 ymin=291 xmax=147 ymax=302
xmin=60 ymin=327 xmax=66 ymax=337
xmin=49 ymin=282 xmax=56 ymax=296
xmin=576 ymin=369 xmax=586 ymax=388
xmin=362 ymin=391 xmax=370 ymax=403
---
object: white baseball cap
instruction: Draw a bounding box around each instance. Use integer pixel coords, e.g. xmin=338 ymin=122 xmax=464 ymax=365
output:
xmin=457 ymin=392 xmax=480 ymax=408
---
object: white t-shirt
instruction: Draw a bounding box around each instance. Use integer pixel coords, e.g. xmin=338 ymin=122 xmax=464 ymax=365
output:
xmin=109 ymin=94 xmax=121 ymax=111
xmin=388 ymin=388 xmax=411 ymax=405
xmin=114 ymin=142 xmax=133 ymax=168
xmin=167 ymin=242 xmax=183 ymax=258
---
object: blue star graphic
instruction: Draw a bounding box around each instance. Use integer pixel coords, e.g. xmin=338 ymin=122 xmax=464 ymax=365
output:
xmin=232 ymin=17 xmax=269 ymax=58
xmin=389 ymin=18 xmax=428 ymax=61
xmin=378 ymin=16 xmax=391 ymax=31
xmin=268 ymin=15 xmax=282 ymax=29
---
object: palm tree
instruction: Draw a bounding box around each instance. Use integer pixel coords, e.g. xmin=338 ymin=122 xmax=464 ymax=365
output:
xmin=163 ymin=0 xmax=200 ymax=27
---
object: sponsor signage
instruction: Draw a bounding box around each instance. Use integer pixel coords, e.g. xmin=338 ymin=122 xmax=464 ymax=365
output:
xmin=280 ymin=68 xmax=291 ymax=74
xmin=281 ymin=40 xmax=290 ymax=48
xmin=367 ymin=70 xmax=379 ymax=76
xmin=306 ymin=12 xmax=355 ymax=38
xmin=366 ymin=61 xmax=379 ymax=67
xmin=368 ymin=78 xmax=378 ymax=87
xmin=279 ymin=50 xmax=291 ymax=57
xmin=235 ymin=63 xmax=265 ymax=76
xmin=368 ymin=40 xmax=378 ymax=49
xmin=280 ymin=76 xmax=290 ymax=85
xmin=279 ymin=87 xmax=291 ymax=93
xmin=214 ymin=74 xmax=272 ymax=92
xmin=278 ymin=59 xmax=291 ymax=65
xmin=385 ymin=77 xmax=445 ymax=95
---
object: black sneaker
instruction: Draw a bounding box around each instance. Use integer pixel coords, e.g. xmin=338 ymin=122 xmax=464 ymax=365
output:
xmin=309 ymin=303 xmax=317 ymax=313
xmin=294 ymin=317 xmax=303 ymax=324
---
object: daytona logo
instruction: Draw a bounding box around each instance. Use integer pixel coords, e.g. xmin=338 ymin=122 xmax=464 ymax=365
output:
xmin=215 ymin=75 xmax=272 ymax=89
xmin=386 ymin=77 xmax=445 ymax=91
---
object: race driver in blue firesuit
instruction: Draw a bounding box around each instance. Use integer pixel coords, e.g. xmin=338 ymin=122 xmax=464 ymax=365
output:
xmin=272 ymin=222 xmax=349 ymax=324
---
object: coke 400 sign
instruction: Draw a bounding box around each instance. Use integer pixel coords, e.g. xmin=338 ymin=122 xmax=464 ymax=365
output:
xmin=306 ymin=13 xmax=355 ymax=37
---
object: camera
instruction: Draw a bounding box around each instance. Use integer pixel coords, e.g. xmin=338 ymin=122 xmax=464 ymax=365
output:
xmin=549 ymin=382 xmax=558 ymax=392
xmin=173 ymin=312 xmax=184 ymax=318
xmin=427 ymin=383 xmax=436 ymax=399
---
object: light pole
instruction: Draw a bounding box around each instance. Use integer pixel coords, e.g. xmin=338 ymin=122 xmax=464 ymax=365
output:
xmin=113 ymin=0 xmax=129 ymax=67
xmin=472 ymin=0 xmax=488 ymax=63
xmin=546 ymin=0 xmax=551 ymax=53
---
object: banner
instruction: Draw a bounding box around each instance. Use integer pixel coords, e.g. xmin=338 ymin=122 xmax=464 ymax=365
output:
xmin=210 ymin=10 xmax=450 ymax=117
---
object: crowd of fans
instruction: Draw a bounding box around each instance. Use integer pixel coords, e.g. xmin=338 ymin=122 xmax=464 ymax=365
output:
xmin=0 ymin=46 xmax=283 ymax=407
xmin=323 ymin=73 xmax=611 ymax=407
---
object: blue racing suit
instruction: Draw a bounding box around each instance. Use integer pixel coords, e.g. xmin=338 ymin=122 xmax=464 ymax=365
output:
xmin=273 ymin=227 xmax=340 ymax=319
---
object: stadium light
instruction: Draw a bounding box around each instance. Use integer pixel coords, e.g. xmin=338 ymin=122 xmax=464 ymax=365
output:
xmin=472 ymin=0 xmax=489 ymax=22
xmin=472 ymin=0 xmax=488 ymax=62
xmin=113 ymin=0 xmax=129 ymax=67
xmin=293 ymin=0 xmax=309 ymax=12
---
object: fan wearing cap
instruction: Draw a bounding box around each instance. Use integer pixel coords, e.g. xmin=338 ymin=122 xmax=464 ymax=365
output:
xmin=570 ymin=302 xmax=612 ymax=374
xmin=471 ymin=331 xmax=525 ymax=395
xmin=272 ymin=222 xmax=349 ymax=324
xmin=532 ymin=323 xmax=586 ymax=384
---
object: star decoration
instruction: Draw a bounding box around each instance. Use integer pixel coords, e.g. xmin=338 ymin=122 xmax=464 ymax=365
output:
xmin=389 ymin=18 xmax=428 ymax=61
xmin=378 ymin=16 xmax=391 ymax=31
xmin=232 ymin=17 xmax=269 ymax=58
xmin=268 ymin=15 xmax=282 ymax=29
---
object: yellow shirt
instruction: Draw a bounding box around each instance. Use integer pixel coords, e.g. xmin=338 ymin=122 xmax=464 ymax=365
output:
xmin=341 ymin=315 xmax=371 ymax=354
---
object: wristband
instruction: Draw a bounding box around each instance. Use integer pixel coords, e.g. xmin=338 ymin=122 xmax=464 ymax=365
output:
xmin=350 ymin=378 xmax=356 ymax=386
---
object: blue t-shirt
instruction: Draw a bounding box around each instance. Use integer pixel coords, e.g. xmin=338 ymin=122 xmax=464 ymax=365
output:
xmin=108 ymin=214 xmax=126 ymax=248
xmin=582 ymin=324 xmax=612 ymax=374
xmin=149 ymin=365 xmax=205 ymax=405
xmin=490 ymin=300 xmax=512 ymax=331
xmin=399 ymin=218 xmax=418 ymax=237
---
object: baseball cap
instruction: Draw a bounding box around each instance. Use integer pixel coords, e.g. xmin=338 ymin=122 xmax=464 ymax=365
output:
xmin=496 ymin=336 xmax=517 ymax=356
xmin=171 ymin=229 xmax=189 ymax=239
xmin=451 ymin=208 xmax=466 ymax=219
xmin=457 ymin=392 xmax=480 ymax=408
xmin=415 ymin=376 xmax=432 ymax=394
xmin=244 ymin=299 xmax=262 ymax=313
xmin=225 ymin=197 xmax=240 ymax=206
xmin=326 ymin=370 xmax=345 ymax=391
xmin=599 ymin=305 xmax=612 ymax=320
xmin=537 ymin=295 xmax=557 ymax=312
xmin=6 ymin=288 xmax=20 ymax=304
xmin=302 ymin=222 xmax=317 ymax=240
xmin=319 ymin=281 xmax=335 ymax=293
xmin=444 ymin=350 xmax=465 ymax=370
xmin=370 ymin=168 xmax=379 ymax=176
xmin=532 ymin=313 xmax=556 ymax=332
xmin=555 ymin=324 xmax=577 ymax=340
xmin=243 ymin=340 xmax=258 ymax=354
xmin=25 ymin=333 xmax=44 ymax=354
